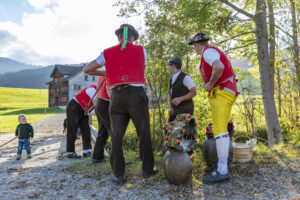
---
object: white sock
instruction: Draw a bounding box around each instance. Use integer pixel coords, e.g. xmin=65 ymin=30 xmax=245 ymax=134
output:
xmin=83 ymin=150 xmax=90 ymax=154
xmin=215 ymin=133 xmax=230 ymax=175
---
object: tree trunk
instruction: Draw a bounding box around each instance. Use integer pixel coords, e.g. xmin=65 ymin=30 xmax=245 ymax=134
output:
xmin=255 ymin=0 xmax=282 ymax=146
xmin=276 ymin=66 xmax=281 ymax=117
xmin=267 ymin=0 xmax=275 ymax=94
xmin=290 ymin=0 xmax=300 ymax=122
xmin=290 ymin=0 xmax=300 ymax=97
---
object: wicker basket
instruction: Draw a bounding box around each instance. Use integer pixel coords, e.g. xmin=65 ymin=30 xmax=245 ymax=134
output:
xmin=232 ymin=136 xmax=255 ymax=162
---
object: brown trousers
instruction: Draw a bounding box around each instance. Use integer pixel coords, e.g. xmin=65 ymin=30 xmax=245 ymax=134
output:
xmin=109 ymin=85 xmax=154 ymax=177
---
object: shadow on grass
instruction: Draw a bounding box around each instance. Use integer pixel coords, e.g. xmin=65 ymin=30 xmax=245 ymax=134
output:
xmin=0 ymin=107 xmax=17 ymax=111
xmin=1 ymin=107 xmax=65 ymax=115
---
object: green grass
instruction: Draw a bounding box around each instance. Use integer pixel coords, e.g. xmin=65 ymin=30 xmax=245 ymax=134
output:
xmin=0 ymin=87 xmax=65 ymax=133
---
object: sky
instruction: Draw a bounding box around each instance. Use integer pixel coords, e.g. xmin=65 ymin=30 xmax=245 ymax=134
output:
xmin=0 ymin=0 xmax=143 ymax=66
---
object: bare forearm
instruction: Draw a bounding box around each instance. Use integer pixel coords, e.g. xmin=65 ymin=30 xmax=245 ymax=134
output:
xmin=209 ymin=61 xmax=224 ymax=87
xmin=85 ymin=70 xmax=106 ymax=76
xmin=83 ymin=60 xmax=104 ymax=76
xmin=180 ymin=87 xmax=197 ymax=101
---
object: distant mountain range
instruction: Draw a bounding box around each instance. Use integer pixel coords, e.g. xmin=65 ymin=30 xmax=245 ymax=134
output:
xmin=0 ymin=57 xmax=53 ymax=89
xmin=0 ymin=57 xmax=40 ymax=74
xmin=0 ymin=57 xmax=86 ymax=89
xmin=0 ymin=66 xmax=53 ymax=89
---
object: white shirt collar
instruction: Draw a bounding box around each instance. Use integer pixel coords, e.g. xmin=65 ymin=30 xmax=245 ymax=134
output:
xmin=171 ymin=70 xmax=182 ymax=84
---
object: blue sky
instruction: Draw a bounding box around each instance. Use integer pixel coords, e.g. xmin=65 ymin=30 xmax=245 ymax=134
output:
xmin=0 ymin=0 xmax=142 ymax=65
xmin=0 ymin=0 xmax=36 ymax=24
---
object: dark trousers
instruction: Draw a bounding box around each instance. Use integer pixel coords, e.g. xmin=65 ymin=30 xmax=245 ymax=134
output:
xmin=93 ymin=98 xmax=110 ymax=160
xmin=109 ymin=86 xmax=154 ymax=177
xmin=17 ymin=139 xmax=31 ymax=155
xmin=66 ymin=99 xmax=91 ymax=152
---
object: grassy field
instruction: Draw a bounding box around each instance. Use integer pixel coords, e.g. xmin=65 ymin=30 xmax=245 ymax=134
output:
xmin=0 ymin=87 xmax=65 ymax=133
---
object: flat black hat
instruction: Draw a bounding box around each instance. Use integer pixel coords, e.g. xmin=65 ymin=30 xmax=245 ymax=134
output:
xmin=115 ymin=24 xmax=139 ymax=41
xmin=168 ymin=57 xmax=182 ymax=67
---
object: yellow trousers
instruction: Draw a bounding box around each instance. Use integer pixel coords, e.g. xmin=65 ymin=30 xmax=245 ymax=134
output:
xmin=208 ymin=87 xmax=236 ymax=136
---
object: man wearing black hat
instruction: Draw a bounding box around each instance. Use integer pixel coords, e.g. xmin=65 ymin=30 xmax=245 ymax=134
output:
xmin=168 ymin=57 xmax=197 ymax=122
xmin=84 ymin=24 xmax=156 ymax=185
xmin=188 ymin=33 xmax=238 ymax=184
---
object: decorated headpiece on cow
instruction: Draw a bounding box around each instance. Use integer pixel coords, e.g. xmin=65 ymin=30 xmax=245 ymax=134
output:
xmin=163 ymin=114 xmax=198 ymax=157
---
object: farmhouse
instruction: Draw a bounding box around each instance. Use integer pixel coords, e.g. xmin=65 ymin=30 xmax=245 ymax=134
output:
xmin=47 ymin=64 xmax=97 ymax=109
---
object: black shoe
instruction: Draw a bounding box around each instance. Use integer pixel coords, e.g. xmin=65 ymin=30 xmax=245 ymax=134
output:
xmin=202 ymin=171 xmax=230 ymax=184
xmin=113 ymin=175 xmax=126 ymax=185
xmin=143 ymin=168 xmax=158 ymax=178
xmin=16 ymin=157 xmax=21 ymax=160
xmin=83 ymin=151 xmax=92 ymax=158
xmin=27 ymin=155 xmax=32 ymax=159
xmin=92 ymin=158 xmax=106 ymax=163
xmin=67 ymin=153 xmax=81 ymax=159
xmin=204 ymin=164 xmax=217 ymax=174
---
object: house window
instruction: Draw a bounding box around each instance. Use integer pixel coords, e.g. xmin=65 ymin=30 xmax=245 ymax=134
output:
xmin=61 ymin=87 xmax=67 ymax=92
xmin=84 ymin=75 xmax=89 ymax=81
xmin=61 ymin=97 xmax=67 ymax=102
xmin=92 ymin=76 xmax=96 ymax=82
xmin=50 ymin=98 xmax=55 ymax=104
xmin=73 ymin=84 xmax=81 ymax=90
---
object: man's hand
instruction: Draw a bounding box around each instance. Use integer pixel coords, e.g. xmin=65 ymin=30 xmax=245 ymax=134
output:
xmin=204 ymin=82 xmax=214 ymax=92
xmin=171 ymin=97 xmax=183 ymax=106
xmin=168 ymin=106 xmax=173 ymax=115
xmin=29 ymin=137 xmax=32 ymax=141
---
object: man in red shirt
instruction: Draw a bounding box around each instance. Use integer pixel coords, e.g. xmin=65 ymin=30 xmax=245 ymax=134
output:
xmin=189 ymin=33 xmax=237 ymax=184
xmin=66 ymin=85 xmax=97 ymax=159
xmin=92 ymin=76 xmax=110 ymax=163
xmin=84 ymin=24 xmax=156 ymax=185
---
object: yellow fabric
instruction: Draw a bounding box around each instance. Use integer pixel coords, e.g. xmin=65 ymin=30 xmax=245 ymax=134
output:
xmin=208 ymin=86 xmax=236 ymax=136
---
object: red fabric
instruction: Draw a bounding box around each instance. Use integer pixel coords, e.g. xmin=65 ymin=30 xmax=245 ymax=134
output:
xmin=104 ymin=42 xmax=145 ymax=88
xmin=75 ymin=85 xmax=97 ymax=111
xmin=97 ymin=76 xmax=110 ymax=100
xmin=199 ymin=46 xmax=237 ymax=93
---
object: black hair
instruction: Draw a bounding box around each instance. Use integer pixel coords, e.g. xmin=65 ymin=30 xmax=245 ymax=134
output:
xmin=174 ymin=64 xmax=182 ymax=69
xmin=117 ymin=29 xmax=135 ymax=41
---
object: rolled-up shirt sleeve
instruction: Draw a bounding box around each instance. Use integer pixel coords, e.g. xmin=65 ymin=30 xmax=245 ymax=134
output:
xmin=95 ymin=52 xmax=106 ymax=66
xmin=203 ymin=48 xmax=220 ymax=67
xmin=143 ymin=47 xmax=147 ymax=65
xmin=183 ymin=75 xmax=196 ymax=90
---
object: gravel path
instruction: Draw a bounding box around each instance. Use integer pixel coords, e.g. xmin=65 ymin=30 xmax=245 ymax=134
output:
xmin=0 ymin=114 xmax=299 ymax=200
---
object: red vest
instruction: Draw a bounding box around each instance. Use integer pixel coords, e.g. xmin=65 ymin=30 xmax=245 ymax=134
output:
xmin=200 ymin=46 xmax=237 ymax=94
xmin=103 ymin=42 xmax=146 ymax=88
xmin=97 ymin=76 xmax=110 ymax=101
xmin=75 ymin=85 xmax=97 ymax=111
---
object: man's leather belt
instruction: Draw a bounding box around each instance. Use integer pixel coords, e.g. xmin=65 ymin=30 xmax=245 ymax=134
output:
xmin=115 ymin=84 xmax=129 ymax=91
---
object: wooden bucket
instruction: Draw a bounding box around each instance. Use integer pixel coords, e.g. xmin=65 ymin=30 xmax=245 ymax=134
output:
xmin=233 ymin=143 xmax=253 ymax=162
xmin=232 ymin=136 xmax=255 ymax=162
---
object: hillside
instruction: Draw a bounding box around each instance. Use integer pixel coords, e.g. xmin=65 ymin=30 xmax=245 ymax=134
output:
xmin=0 ymin=57 xmax=40 ymax=74
xmin=0 ymin=87 xmax=64 ymax=133
xmin=0 ymin=66 xmax=53 ymax=89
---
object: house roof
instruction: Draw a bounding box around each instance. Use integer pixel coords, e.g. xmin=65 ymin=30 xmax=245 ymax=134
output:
xmin=50 ymin=64 xmax=85 ymax=80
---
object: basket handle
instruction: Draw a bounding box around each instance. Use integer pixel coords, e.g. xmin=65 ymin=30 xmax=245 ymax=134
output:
xmin=232 ymin=135 xmax=255 ymax=146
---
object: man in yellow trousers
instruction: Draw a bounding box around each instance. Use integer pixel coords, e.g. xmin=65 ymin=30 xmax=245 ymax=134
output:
xmin=189 ymin=33 xmax=238 ymax=184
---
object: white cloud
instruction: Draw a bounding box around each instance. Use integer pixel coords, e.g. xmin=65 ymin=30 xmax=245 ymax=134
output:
xmin=0 ymin=0 xmax=141 ymax=65
xmin=27 ymin=0 xmax=55 ymax=10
